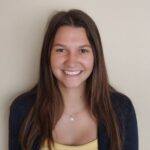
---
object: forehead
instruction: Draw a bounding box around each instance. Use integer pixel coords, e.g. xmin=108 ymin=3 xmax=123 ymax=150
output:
xmin=53 ymin=26 xmax=90 ymax=45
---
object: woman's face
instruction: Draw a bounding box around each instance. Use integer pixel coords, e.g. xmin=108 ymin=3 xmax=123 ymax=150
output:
xmin=50 ymin=26 xmax=94 ymax=89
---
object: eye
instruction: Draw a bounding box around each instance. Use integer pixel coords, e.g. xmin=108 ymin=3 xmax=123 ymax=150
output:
xmin=80 ymin=48 xmax=89 ymax=53
xmin=55 ymin=48 xmax=65 ymax=52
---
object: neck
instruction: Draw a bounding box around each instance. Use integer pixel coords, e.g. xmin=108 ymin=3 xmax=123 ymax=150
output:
xmin=58 ymin=85 xmax=87 ymax=113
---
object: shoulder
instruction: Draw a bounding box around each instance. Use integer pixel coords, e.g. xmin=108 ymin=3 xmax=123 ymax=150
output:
xmin=9 ymin=89 xmax=36 ymax=128
xmin=110 ymin=91 xmax=138 ymax=131
xmin=10 ymin=89 xmax=36 ymax=114
xmin=110 ymin=92 xmax=135 ymax=116
xmin=9 ymin=89 xmax=37 ymax=149
xmin=110 ymin=92 xmax=138 ymax=149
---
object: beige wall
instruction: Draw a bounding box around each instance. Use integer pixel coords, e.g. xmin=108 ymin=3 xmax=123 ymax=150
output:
xmin=0 ymin=0 xmax=149 ymax=149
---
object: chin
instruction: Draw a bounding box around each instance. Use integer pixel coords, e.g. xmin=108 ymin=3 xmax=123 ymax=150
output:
xmin=59 ymin=82 xmax=85 ymax=89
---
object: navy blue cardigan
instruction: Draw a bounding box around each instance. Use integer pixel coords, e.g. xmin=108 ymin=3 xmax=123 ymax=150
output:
xmin=9 ymin=91 xmax=138 ymax=150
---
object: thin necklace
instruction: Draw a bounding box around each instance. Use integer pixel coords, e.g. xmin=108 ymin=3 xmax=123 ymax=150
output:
xmin=69 ymin=115 xmax=75 ymax=121
xmin=64 ymin=107 xmax=86 ymax=122
xmin=68 ymin=112 xmax=81 ymax=122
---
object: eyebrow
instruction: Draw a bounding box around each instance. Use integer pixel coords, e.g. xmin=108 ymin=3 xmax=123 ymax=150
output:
xmin=79 ymin=45 xmax=92 ymax=48
xmin=53 ymin=43 xmax=92 ymax=48
xmin=53 ymin=43 xmax=66 ymax=47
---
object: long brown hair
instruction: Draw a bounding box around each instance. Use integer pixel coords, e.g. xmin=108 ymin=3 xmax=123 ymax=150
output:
xmin=20 ymin=9 xmax=122 ymax=150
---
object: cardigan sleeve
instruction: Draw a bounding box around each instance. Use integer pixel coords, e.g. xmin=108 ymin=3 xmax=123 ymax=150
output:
xmin=9 ymin=91 xmax=36 ymax=150
xmin=123 ymin=98 xmax=138 ymax=150
xmin=9 ymin=102 xmax=22 ymax=150
xmin=111 ymin=92 xmax=138 ymax=150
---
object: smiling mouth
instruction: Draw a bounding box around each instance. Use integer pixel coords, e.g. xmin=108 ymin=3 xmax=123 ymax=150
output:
xmin=63 ymin=70 xmax=82 ymax=75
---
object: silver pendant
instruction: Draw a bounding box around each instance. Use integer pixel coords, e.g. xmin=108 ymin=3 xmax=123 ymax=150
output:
xmin=69 ymin=115 xmax=75 ymax=121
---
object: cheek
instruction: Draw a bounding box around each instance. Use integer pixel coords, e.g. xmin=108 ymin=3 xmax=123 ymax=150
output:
xmin=50 ymin=54 xmax=58 ymax=74
xmin=50 ymin=55 xmax=55 ymax=70
xmin=50 ymin=53 xmax=58 ymax=66
xmin=84 ymin=56 xmax=94 ymax=70
xmin=50 ymin=55 xmax=64 ymax=71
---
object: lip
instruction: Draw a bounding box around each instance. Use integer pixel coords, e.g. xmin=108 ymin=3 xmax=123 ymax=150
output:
xmin=63 ymin=70 xmax=82 ymax=76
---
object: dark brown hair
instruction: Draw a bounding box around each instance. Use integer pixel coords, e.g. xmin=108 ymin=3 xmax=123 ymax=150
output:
xmin=20 ymin=9 xmax=122 ymax=150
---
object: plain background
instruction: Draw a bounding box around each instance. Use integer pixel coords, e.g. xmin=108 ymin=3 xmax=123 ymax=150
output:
xmin=0 ymin=0 xmax=150 ymax=149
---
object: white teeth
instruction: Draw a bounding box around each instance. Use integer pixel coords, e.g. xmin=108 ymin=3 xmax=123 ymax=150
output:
xmin=64 ymin=70 xmax=81 ymax=75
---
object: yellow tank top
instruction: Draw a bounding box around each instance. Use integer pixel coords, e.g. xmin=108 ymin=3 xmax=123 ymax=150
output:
xmin=40 ymin=139 xmax=98 ymax=150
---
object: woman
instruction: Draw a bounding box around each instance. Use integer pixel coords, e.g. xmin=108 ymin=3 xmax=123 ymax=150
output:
xmin=9 ymin=9 xmax=138 ymax=150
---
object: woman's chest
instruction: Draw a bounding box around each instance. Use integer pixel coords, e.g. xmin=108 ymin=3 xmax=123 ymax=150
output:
xmin=52 ymin=112 xmax=97 ymax=145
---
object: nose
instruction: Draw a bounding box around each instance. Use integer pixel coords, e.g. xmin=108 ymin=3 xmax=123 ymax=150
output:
xmin=65 ymin=52 xmax=78 ymax=67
